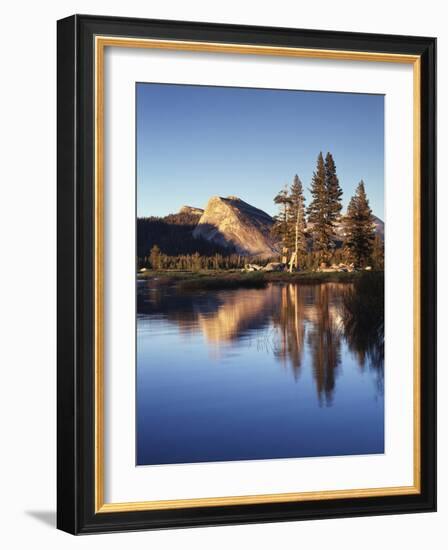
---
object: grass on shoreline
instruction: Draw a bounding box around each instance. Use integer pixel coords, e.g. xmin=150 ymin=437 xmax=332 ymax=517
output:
xmin=180 ymin=274 xmax=267 ymax=291
xmin=137 ymin=269 xmax=378 ymax=290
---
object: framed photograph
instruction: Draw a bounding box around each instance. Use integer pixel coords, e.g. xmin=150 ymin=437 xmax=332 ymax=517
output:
xmin=57 ymin=15 xmax=436 ymax=534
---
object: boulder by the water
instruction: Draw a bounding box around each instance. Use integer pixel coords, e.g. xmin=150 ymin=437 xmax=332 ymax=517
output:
xmin=243 ymin=263 xmax=263 ymax=272
xmin=263 ymin=262 xmax=284 ymax=272
xmin=318 ymin=262 xmax=355 ymax=273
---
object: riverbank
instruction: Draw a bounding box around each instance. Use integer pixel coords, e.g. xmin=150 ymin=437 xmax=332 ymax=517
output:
xmin=137 ymin=269 xmax=381 ymax=290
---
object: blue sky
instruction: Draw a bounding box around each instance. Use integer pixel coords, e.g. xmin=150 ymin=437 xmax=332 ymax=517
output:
xmin=137 ymin=83 xmax=384 ymax=219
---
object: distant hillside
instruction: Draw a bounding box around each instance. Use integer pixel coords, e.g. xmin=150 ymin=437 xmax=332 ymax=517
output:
xmin=179 ymin=205 xmax=204 ymax=216
xmin=137 ymin=210 xmax=235 ymax=258
xmin=372 ymin=215 xmax=385 ymax=239
xmin=306 ymin=214 xmax=384 ymax=247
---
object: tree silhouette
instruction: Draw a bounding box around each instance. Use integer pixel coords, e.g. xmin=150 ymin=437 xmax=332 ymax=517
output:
xmin=325 ymin=152 xmax=343 ymax=226
xmin=307 ymin=152 xmax=333 ymax=259
xmin=344 ymin=180 xmax=376 ymax=267
xmin=150 ymin=244 xmax=161 ymax=270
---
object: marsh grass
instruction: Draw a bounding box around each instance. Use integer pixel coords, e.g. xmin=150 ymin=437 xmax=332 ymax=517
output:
xmin=179 ymin=273 xmax=267 ymax=291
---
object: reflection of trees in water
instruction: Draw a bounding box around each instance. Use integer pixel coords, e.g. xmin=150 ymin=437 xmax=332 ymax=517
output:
xmin=341 ymin=274 xmax=384 ymax=394
xmin=137 ymin=283 xmax=222 ymax=333
xmin=270 ymin=284 xmax=344 ymax=405
xmin=306 ymin=285 xmax=342 ymax=406
xmin=139 ymin=277 xmax=384 ymax=403
xmin=272 ymin=285 xmax=306 ymax=380
xmin=269 ymin=281 xmax=383 ymax=404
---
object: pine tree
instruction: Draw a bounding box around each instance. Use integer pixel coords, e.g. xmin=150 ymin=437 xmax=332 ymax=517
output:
xmin=287 ymin=174 xmax=307 ymax=269
xmin=307 ymin=152 xmax=332 ymax=258
xmin=150 ymin=244 xmax=161 ymax=270
xmin=192 ymin=251 xmax=201 ymax=272
xmin=325 ymin=152 xmax=343 ymax=226
xmin=344 ymin=181 xmax=376 ymax=267
xmin=272 ymin=185 xmax=291 ymax=250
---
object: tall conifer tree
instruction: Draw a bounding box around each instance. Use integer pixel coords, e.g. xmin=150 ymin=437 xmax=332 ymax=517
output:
xmin=150 ymin=244 xmax=161 ymax=270
xmin=344 ymin=180 xmax=376 ymax=267
xmin=287 ymin=174 xmax=307 ymax=267
xmin=307 ymin=152 xmax=332 ymax=256
xmin=325 ymin=152 xmax=343 ymax=226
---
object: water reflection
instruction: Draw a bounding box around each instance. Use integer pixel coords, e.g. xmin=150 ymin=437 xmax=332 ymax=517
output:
xmin=137 ymin=279 xmax=384 ymax=464
xmin=306 ymin=285 xmax=342 ymax=406
xmin=138 ymin=280 xmax=384 ymax=404
xmin=342 ymin=278 xmax=385 ymax=394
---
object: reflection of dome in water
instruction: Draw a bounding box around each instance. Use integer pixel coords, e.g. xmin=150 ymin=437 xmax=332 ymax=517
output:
xmin=198 ymin=286 xmax=279 ymax=343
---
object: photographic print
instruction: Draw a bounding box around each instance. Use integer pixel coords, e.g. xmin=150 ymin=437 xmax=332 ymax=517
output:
xmin=136 ymin=83 xmax=385 ymax=466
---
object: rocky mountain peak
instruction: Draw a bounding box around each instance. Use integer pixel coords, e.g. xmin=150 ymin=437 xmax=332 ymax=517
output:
xmin=193 ymin=196 xmax=277 ymax=257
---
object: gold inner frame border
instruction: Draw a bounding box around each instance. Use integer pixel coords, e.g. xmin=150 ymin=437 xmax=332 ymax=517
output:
xmin=94 ymin=36 xmax=421 ymax=513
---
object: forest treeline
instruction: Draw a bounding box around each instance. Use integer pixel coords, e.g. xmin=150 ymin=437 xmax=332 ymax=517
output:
xmin=138 ymin=152 xmax=384 ymax=272
xmin=137 ymin=211 xmax=235 ymax=258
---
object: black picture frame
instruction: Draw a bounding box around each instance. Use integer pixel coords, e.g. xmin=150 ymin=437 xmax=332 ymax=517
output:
xmin=57 ymin=14 xmax=436 ymax=534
